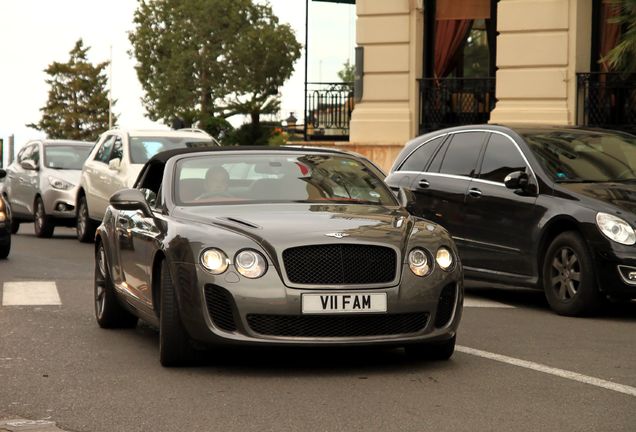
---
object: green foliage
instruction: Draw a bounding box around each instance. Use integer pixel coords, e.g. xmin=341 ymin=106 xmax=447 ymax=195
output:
xmin=28 ymin=39 xmax=114 ymax=140
xmin=129 ymin=0 xmax=301 ymax=138
xmin=337 ymin=59 xmax=355 ymax=83
xmin=603 ymin=0 xmax=636 ymax=74
xmin=223 ymin=121 xmax=282 ymax=146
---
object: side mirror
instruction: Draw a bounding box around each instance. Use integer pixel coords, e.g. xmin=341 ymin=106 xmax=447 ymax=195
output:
xmin=504 ymin=171 xmax=537 ymax=195
xmin=0 ymin=169 xmax=6 ymax=179
xmin=398 ymin=187 xmax=417 ymax=214
xmin=20 ymin=160 xmax=38 ymax=171
xmin=108 ymin=158 xmax=121 ymax=171
xmin=109 ymin=189 xmax=153 ymax=217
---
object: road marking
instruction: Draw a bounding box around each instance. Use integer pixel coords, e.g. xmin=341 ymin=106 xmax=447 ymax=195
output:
xmin=2 ymin=282 xmax=61 ymax=306
xmin=457 ymin=345 xmax=636 ymax=397
xmin=464 ymin=296 xmax=515 ymax=308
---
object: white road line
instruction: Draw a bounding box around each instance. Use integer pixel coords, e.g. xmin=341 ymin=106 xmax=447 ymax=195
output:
xmin=464 ymin=296 xmax=515 ymax=308
xmin=2 ymin=281 xmax=61 ymax=306
xmin=457 ymin=345 xmax=636 ymax=397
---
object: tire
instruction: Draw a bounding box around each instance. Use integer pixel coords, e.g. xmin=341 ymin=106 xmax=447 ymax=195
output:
xmin=10 ymin=220 xmax=19 ymax=234
xmin=0 ymin=236 xmax=10 ymax=259
xmin=405 ymin=335 xmax=456 ymax=361
xmin=543 ymin=231 xmax=600 ymax=316
xmin=159 ymin=260 xmax=195 ymax=367
xmin=94 ymin=241 xmax=138 ymax=329
xmin=34 ymin=197 xmax=54 ymax=238
xmin=77 ymin=195 xmax=97 ymax=243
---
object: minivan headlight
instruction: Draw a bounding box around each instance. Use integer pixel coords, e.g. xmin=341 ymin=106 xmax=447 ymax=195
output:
xmin=596 ymin=212 xmax=636 ymax=245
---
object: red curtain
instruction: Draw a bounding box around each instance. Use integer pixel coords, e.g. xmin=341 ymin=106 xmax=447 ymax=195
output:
xmin=599 ymin=0 xmax=621 ymax=72
xmin=434 ymin=19 xmax=473 ymax=78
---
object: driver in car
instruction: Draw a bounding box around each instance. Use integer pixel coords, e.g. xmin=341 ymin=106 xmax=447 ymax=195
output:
xmin=195 ymin=166 xmax=232 ymax=201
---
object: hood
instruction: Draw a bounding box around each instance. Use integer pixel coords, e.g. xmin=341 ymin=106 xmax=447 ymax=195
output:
xmin=559 ymin=182 xmax=636 ymax=215
xmin=45 ymin=168 xmax=82 ymax=186
xmin=172 ymin=203 xmax=413 ymax=253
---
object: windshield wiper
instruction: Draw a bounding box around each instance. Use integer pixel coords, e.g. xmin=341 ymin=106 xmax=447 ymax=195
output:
xmin=554 ymin=179 xmax=602 ymax=184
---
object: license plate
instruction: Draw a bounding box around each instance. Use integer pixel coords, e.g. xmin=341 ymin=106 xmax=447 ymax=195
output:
xmin=302 ymin=293 xmax=387 ymax=314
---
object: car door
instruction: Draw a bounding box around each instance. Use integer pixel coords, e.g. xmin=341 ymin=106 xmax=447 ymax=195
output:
xmin=385 ymin=134 xmax=447 ymax=194
xmin=462 ymin=132 xmax=539 ymax=276
xmin=22 ymin=143 xmax=42 ymax=215
xmin=84 ymin=135 xmax=116 ymax=219
xmin=9 ymin=144 xmax=35 ymax=216
xmin=103 ymin=136 xmax=128 ymax=198
xmin=411 ymin=131 xmax=488 ymax=243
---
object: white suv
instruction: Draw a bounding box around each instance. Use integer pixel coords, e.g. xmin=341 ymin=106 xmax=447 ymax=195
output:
xmin=76 ymin=128 xmax=218 ymax=242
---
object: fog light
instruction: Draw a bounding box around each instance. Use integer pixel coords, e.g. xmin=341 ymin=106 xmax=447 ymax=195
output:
xmin=629 ymin=272 xmax=636 ymax=281
xmin=56 ymin=203 xmax=66 ymax=211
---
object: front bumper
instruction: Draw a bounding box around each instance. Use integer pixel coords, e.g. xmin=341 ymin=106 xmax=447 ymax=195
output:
xmin=43 ymin=187 xmax=78 ymax=220
xmin=590 ymin=239 xmax=636 ymax=298
xmin=175 ymin=262 xmax=463 ymax=347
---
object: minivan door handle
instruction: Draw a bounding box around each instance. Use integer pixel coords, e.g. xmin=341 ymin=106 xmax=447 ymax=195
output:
xmin=468 ymin=188 xmax=482 ymax=198
xmin=417 ymin=179 xmax=430 ymax=189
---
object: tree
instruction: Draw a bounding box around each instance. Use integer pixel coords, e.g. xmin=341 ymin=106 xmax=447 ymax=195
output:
xmin=129 ymin=0 xmax=301 ymax=141
xmin=28 ymin=39 xmax=114 ymax=140
xmin=603 ymin=0 xmax=636 ymax=74
xmin=337 ymin=59 xmax=355 ymax=83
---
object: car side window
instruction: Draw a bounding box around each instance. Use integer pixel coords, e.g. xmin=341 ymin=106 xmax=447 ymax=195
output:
xmin=438 ymin=132 xmax=486 ymax=177
xmin=94 ymin=136 xmax=115 ymax=163
xmin=479 ymin=134 xmax=528 ymax=183
xmin=30 ymin=145 xmax=40 ymax=167
xmin=18 ymin=145 xmax=33 ymax=164
xmin=398 ymin=136 xmax=445 ymax=172
xmin=110 ymin=137 xmax=123 ymax=162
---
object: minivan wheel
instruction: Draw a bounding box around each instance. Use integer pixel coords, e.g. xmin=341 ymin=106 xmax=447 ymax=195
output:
xmin=543 ymin=231 xmax=600 ymax=316
xmin=94 ymin=241 xmax=138 ymax=328
xmin=34 ymin=197 xmax=55 ymax=238
xmin=77 ymin=195 xmax=97 ymax=243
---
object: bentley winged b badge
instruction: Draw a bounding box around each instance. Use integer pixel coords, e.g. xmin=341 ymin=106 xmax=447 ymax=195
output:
xmin=324 ymin=232 xmax=350 ymax=239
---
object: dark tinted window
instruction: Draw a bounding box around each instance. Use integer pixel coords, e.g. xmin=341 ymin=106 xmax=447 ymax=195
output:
xmin=95 ymin=136 xmax=115 ymax=163
xmin=439 ymin=132 xmax=485 ymax=177
xmin=480 ymin=134 xmax=527 ymax=183
xmin=30 ymin=145 xmax=40 ymax=165
xmin=524 ymin=131 xmax=636 ymax=182
xmin=399 ymin=136 xmax=444 ymax=172
xmin=110 ymin=137 xmax=123 ymax=162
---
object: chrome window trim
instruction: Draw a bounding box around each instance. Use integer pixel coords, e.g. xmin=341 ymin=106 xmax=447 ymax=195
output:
xmin=395 ymin=133 xmax=449 ymax=172
xmin=397 ymin=129 xmax=539 ymax=189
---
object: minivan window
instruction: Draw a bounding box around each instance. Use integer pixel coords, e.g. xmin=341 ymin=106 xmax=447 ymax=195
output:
xmin=398 ymin=136 xmax=444 ymax=172
xmin=95 ymin=136 xmax=115 ymax=164
xmin=439 ymin=132 xmax=485 ymax=177
xmin=480 ymin=134 xmax=527 ymax=183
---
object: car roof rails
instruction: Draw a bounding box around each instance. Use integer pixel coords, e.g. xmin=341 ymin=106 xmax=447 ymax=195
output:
xmin=178 ymin=128 xmax=211 ymax=136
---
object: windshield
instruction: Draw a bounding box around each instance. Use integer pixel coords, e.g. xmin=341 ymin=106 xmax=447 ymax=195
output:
xmin=174 ymin=153 xmax=397 ymax=206
xmin=44 ymin=145 xmax=92 ymax=170
xmin=523 ymin=130 xmax=636 ymax=183
xmin=130 ymin=136 xmax=215 ymax=164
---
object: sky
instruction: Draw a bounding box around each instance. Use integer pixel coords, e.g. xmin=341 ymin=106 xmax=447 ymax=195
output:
xmin=0 ymin=0 xmax=356 ymax=164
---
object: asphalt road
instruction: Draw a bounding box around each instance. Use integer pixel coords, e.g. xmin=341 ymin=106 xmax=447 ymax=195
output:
xmin=0 ymin=226 xmax=635 ymax=432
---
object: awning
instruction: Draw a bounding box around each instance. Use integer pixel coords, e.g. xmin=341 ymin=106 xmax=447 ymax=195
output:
xmin=313 ymin=0 xmax=355 ymax=4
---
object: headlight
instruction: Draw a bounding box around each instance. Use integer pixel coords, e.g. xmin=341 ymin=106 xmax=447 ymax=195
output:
xmin=436 ymin=247 xmax=454 ymax=271
xmin=235 ymin=249 xmax=267 ymax=279
xmin=48 ymin=176 xmax=74 ymax=190
xmin=408 ymin=248 xmax=431 ymax=277
xmin=596 ymin=212 xmax=636 ymax=245
xmin=200 ymin=248 xmax=229 ymax=274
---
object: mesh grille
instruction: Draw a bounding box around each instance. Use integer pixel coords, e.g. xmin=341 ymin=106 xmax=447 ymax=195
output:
xmin=282 ymin=244 xmax=397 ymax=285
xmin=247 ymin=313 xmax=428 ymax=338
xmin=434 ymin=284 xmax=457 ymax=328
xmin=203 ymin=285 xmax=237 ymax=332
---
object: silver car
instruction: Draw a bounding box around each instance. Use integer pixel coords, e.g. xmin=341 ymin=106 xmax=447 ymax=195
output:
xmin=4 ymin=140 xmax=93 ymax=237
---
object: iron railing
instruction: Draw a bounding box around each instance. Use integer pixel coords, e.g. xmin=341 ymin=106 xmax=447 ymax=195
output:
xmin=418 ymin=77 xmax=496 ymax=134
xmin=305 ymin=82 xmax=353 ymax=141
xmin=577 ymin=73 xmax=636 ymax=135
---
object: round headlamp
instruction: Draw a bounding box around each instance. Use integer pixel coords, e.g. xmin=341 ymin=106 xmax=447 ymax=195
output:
xmin=596 ymin=212 xmax=636 ymax=245
xmin=408 ymin=248 xmax=431 ymax=277
xmin=200 ymin=248 xmax=229 ymax=274
xmin=435 ymin=247 xmax=454 ymax=271
xmin=235 ymin=249 xmax=268 ymax=279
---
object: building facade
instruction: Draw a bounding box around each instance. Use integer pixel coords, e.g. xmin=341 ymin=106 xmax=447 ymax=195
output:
xmin=307 ymin=0 xmax=634 ymax=171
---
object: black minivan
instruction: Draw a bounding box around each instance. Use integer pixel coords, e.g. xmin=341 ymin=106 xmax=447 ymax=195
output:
xmin=386 ymin=125 xmax=636 ymax=316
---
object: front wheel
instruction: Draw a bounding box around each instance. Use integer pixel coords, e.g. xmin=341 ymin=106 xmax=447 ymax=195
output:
xmin=0 ymin=236 xmax=10 ymax=259
xmin=405 ymin=335 xmax=456 ymax=361
xmin=34 ymin=197 xmax=54 ymax=238
xmin=77 ymin=195 xmax=97 ymax=243
xmin=159 ymin=260 xmax=195 ymax=367
xmin=10 ymin=220 xmax=19 ymax=234
xmin=543 ymin=231 xmax=600 ymax=316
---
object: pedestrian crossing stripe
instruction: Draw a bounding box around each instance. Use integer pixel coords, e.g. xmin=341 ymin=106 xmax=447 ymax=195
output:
xmin=463 ymin=296 xmax=516 ymax=308
xmin=1 ymin=281 xmax=61 ymax=306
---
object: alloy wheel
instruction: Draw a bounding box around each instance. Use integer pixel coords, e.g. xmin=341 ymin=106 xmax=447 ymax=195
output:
xmin=550 ymin=246 xmax=581 ymax=301
xmin=35 ymin=200 xmax=45 ymax=231
xmin=78 ymin=199 xmax=87 ymax=237
xmin=95 ymin=245 xmax=107 ymax=319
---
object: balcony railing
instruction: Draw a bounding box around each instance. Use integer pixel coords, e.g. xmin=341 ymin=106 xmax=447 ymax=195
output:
xmin=577 ymin=73 xmax=636 ymax=135
xmin=418 ymin=77 xmax=496 ymax=134
xmin=305 ymin=82 xmax=353 ymax=141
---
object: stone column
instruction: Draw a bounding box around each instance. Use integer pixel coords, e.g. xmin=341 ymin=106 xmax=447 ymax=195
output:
xmin=489 ymin=0 xmax=593 ymax=126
